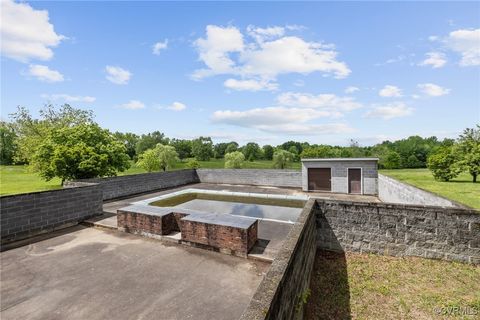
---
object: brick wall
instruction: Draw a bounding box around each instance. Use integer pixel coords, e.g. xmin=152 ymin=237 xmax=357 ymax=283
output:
xmin=315 ymin=199 xmax=480 ymax=264
xmin=0 ymin=183 xmax=103 ymax=244
xmin=378 ymin=173 xmax=464 ymax=208
xmin=196 ymin=169 xmax=302 ymax=188
xmin=240 ymin=199 xmax=317 ymax=320
xmin=180 ymin=219 xmax=257 ymax=257
xmin=66 ymin=169 xmax=199 ymax=201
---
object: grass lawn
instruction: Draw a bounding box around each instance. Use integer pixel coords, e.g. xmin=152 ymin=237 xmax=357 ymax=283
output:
xmin=0 ymin=159 xmax=300 ymax=196
xmin=380 ymin=169 xmax=480 ymax=210
xmin=306 ymin=250 xmax=480 ymax=320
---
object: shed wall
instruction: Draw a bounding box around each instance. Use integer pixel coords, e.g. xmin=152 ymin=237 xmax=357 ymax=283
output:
xmin=302 ymin=160 xmax=378 ymax=195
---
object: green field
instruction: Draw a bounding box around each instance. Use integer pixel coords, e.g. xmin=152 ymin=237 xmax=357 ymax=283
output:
xmin=2 ymin=164 xmax=478 ymax=210
xmin=0 ymin=159 xmax=300 ymax=196
xmin=380 ymin=169 xmax=480 ymax=210
xmin=307 ymin=250 xmax=480 ymax=320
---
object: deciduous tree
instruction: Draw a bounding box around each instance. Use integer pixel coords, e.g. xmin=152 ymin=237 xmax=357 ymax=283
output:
xmin=225 ymin=151 xmax=245 ymax=169
xmin=32 ymin=123 xmax=130 ymax=184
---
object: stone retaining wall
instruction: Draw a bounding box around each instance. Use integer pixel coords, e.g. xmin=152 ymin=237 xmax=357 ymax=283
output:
xmin=66 ymin=169 xmax=199 ymax=201
xmin=196 ymin=169 xmax=301 ymax=188
xmin=315 ymin=199 xmax=480 ymax=264
xmin=240 ymin=199 xmax=317 ymax=320
xmin=0 ymin=183 xmax=103 ymax=245
xmin=378 ymin=173 xmax=464 ymax=208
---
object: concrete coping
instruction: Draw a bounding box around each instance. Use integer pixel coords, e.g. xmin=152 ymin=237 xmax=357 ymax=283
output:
xmin=182 ymin=212 xmax=257 ymax=229
xmin=132 ymin=188 xmax=309 ymax=206
xmin=118 ymin=203 xmax=257 ymax=229
xmin=117 ymin=204 xmax=174 ymax=217
xmin=301 ymin=157 xmax=379 ymax=162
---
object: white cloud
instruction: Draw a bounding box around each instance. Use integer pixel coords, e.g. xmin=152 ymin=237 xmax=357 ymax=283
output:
xmin=246 ymin=25 xmax=285 ymax=43
xmin=0 ymin=0 xmax=65 ymax=62
xmin=444 ymin=28 xmax=480 ymax=66
xmin=27 ymin=64 xmax=64 ymax=82
xmin=212 ymin=107 xmax=337 ymax=126
xmin=239 ymin=36 xmax=350 ymax=79
xmin=211 ymin=89 xmax=363 ymax=135
xmin=152 ymin=40 xmax=168 ymax=55
xmin=166 ymin=102 xmax=186 ymax=111
xmin=254 ymin=123 xmax=354 ymax=135
xmin=276 ymin=92 xmax=362 ymax=111
xmin=364 ymin=102 xmax=413 ymax=120
xmin=417 ymin=83 xmax=450 ymax=96
xmin=345 ymin=86 xmax=359 ymax=94
xmin=211 ymin=106 xmax=352 ymax=135
xmin=224 ymin=78 xmax=278 ymax=91
xmin=118 ymin=100 xmax=145 ymax=110
xmin=105 ymin=65 xmax=131 ymax=85
xmin=419 ymin=52 xmax=447 ymax=68
xmin=192 ymin=25 xmax=244 ymax=79
xmin=41 ymin=93 xmax=95 ymax=103
xmin=192 ymin=25 xmax=350 ymax=85
xmin=379 ymin=85 xmax=402 ymax=97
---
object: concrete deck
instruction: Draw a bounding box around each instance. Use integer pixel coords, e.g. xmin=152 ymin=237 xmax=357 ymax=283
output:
xmin=0 ymin=226 xmax=269 ymax=320
xmin=88 ymin=183 xmax=379 ymax=261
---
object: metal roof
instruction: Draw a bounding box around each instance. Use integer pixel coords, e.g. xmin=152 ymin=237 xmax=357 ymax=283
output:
xmin=301 ymin=158 xmax=379 ymax=162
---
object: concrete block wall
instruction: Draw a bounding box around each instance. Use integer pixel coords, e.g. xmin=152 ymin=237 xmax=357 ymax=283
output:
xmin=315 ymin=199 xmax=480 ymax=264
xmin=240 ymin=199 xmax=317 ymax=320
xmin=378 ymin=174 xmax=464 ymax=208
xmin=301 ymin=160 xmax=378 ymax=195
xmin=66 ymin=169 xmax=199 ymax=201
xmin=0 ymin=183 xmax=103 ymax=244
xmin=196 ymin=169 xmax=302 ymax=188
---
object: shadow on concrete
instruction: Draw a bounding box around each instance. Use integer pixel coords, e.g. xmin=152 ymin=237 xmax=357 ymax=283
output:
xmin=306 ymin=205 xmax=351 ymax=320
xmin=0 ymin=225 xmax=87 ymax=252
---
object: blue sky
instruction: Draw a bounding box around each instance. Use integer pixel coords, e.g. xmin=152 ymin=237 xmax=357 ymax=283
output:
xmin=1 ymin=1 xmax=479 ymax=146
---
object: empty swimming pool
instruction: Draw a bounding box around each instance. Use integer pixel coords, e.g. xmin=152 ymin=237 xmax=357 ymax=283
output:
xmin=149 ymin=191 xmax=306 ymax=224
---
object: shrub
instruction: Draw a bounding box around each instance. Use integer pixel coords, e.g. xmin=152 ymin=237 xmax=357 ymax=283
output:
xmin=137 ymin=144 xmax=178 ymax=172
xmin=225 ymin=151 xmax=245 ymax=169
xmin=273 ymin=149 xmax=294 ymax=169
xmin=186 ymin=159 xmax=200 ymax=169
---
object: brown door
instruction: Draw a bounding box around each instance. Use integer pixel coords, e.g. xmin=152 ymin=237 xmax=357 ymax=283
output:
xmin=348 ymin=168 xmax=362 ymax=194
xmin=308 ymin=168 xmax=331 ymax=191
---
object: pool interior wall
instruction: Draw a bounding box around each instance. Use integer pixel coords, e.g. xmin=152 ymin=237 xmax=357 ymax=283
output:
xmin=150 ymin=192 xmax=306 ymax=208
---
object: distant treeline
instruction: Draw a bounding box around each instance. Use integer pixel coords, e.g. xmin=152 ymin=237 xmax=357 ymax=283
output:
xmin=0 ymin=104 xmax=471 ymax=173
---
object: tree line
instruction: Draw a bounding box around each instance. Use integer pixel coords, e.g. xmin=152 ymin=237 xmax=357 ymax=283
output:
xmin=0 ymin=104 xmax=478 ymax=183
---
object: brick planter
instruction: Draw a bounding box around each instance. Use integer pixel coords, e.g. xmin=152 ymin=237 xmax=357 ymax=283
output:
xmin=117 ymin=205 xmax=177 ymax=235
xmin=181 ymin=213 xmax=258 ymax=257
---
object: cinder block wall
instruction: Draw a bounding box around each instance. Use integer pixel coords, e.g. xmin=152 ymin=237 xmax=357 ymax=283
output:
xmin=0 ymin=183 xmax=103 ymax=244
xmin=301 ymin=160 xmax=378 ymax=194
xmin=378 ymin=174 xmax=464 ymax=208
xmin=66 ymin=169 xmax=199 ymax=201
xmin=240 ymin=199 xmax=317 ymax=320
xmin=315 ymin=199 xmax=480 ymax=264
xmin=196 ymin=169 xmax=302 ymax=188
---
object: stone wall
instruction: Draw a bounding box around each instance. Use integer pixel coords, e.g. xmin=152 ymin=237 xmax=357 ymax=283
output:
xmin=196 ymin=169 xmax=301 ymax=188
xmin=378 ymin=174 xmax=464 ymax=208
xmin=315 ymin=199 xmax=480 ymax=264
xmin=66 ymin=169 xmax=199 ymax=201
xmin=301 ymin=160 xmax=378 ymax=195
xmin=240 ymin=199 xmax=317 ymax=320
xmin=0 ymin=183 xmax=103 ymax=244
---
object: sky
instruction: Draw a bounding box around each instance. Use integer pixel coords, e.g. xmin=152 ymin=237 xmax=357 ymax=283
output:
xmin=1 ymin=0 xmax=479 ymax=146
